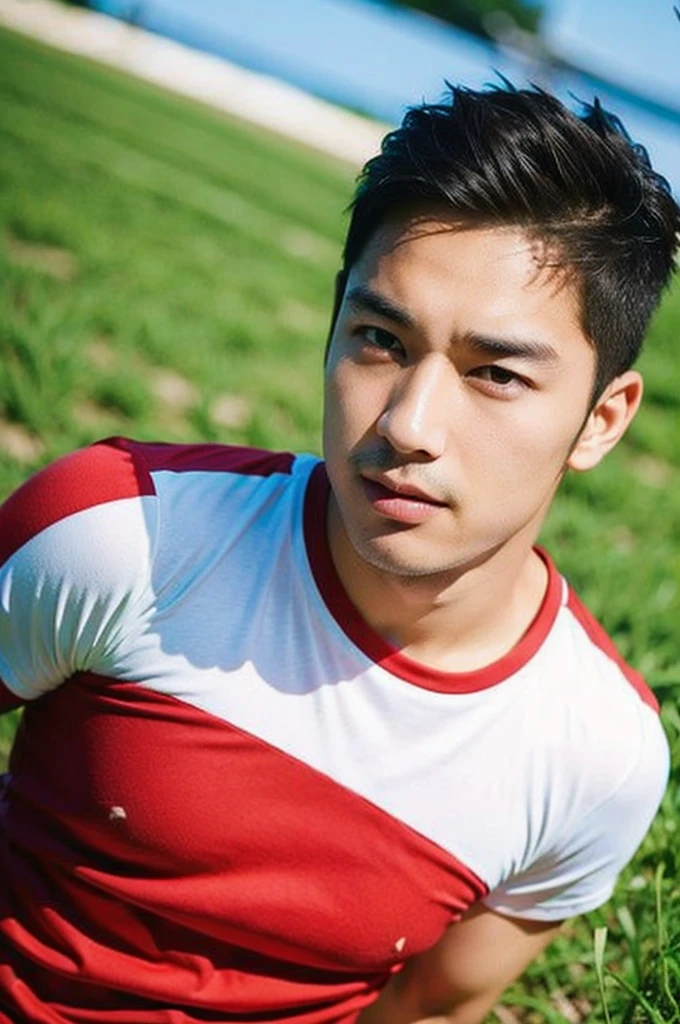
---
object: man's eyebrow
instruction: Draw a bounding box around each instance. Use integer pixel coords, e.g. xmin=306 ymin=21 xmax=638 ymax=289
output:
xmin=344 ymin=287 xmax=562 ymax=364
xmin=344 ymin=285 xmax=416 ymax=329
xmin=463 ymin=331 xmax=561 ymax=365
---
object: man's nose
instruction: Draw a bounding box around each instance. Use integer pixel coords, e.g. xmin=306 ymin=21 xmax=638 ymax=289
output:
xmin=376 ymin=355 xmax=450 ymax=459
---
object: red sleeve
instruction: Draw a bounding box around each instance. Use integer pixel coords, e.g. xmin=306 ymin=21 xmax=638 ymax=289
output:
xmin=0 ymin=437 xmax=155 ymax=571
xmin=0 ymin=438 xmax=156 ymax=710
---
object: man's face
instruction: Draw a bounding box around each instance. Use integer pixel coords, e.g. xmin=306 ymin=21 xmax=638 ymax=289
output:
xmin=323 ymin=213 xmax=599 ymax=580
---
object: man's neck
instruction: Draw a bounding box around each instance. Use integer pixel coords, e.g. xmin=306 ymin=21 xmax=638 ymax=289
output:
xmin=327 ymin=500 xmax=549 ymax=675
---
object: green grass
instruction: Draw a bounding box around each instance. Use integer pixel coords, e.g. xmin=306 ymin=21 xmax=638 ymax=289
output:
xmin=0 ymin=23 xmax=679 ymax=1023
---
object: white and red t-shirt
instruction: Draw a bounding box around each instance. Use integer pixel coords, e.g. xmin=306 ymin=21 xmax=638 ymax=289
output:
xmin=0 ymin=438 xmax=669 ymax=1024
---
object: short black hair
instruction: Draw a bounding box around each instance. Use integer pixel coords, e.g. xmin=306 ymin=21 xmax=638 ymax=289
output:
xmin=342 ymin=84 xmax=680 ymax=395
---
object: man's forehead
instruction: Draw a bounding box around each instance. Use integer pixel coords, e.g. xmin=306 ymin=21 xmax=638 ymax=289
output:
xmin=354 ymin=205 xmax=573 ymax=276
xmin=349 ymin=212 xmax=575 ymax=302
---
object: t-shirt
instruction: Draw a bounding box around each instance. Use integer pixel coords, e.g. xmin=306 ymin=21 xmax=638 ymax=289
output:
xmin=0 ymin=438 xmax=669 ymax=1024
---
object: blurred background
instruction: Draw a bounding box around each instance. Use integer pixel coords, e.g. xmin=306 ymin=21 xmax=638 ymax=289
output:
xmin=75 ymin=0 xmax=680 ymax=191
xmin=0 ymin=2 xmax=679 ymax=1020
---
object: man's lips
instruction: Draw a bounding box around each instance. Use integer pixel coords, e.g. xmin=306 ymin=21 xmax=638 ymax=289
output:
xmin=359 ymin=474 xmax=448 ymax=523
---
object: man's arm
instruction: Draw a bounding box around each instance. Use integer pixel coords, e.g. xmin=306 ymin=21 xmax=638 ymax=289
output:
xmin=357 ymin=904 xmax=562 ymax=1024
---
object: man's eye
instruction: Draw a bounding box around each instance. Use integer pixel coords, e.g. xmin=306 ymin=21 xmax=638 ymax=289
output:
xmin=474 ymin=366 xmax=522 ymax=386
xmin=361 ymin=326 xmax=402 ymax=352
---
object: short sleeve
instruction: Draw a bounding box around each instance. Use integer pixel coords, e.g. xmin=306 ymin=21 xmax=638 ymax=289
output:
xmin=483 ymin=707 xmax=670 ymax=921
xmin=0 ymin=438 xmax=158 ymax=712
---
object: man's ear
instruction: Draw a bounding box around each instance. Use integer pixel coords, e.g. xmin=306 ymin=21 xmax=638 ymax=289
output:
xmin=567 ymin=370 xmax=643 ymax=472
xmin=324 ymin=269 xmax=347 ymax=363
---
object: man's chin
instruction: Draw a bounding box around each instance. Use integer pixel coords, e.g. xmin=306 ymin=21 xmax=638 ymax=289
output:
xmin=346 ymin=530 xmax=466 ymax=582
xmin=328 ymin=491 xmax=469 ymax=582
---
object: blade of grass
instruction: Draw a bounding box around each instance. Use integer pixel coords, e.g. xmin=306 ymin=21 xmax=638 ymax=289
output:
xmin=593 ymin=927 xmax=612 ymax=1024
xmin=655 ymin=863 xmax=680 ymax=1020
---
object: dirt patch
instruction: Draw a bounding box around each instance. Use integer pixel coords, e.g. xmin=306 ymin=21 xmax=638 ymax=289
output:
xmin=6 ymin=233 xmax=78 ymax=282
xmin=493 ymin=1008 xmax=522 ymax=1023
xmin=280 ymin=227 xmax=336 ymax=264
xmin=87 ymin=337 xmax=117 ymax=370
xmin=629 ymin=453 xmax=673 ymax=488
xmin=610 ymin=524 xmax=635 ymax=553
xmin=0 ymin=422 xmax=45 ymax=463
xmin=552 ymin=991 xmax=589 ymax=1023
xmin=277 ymin=299 xmax=324 ymax=334
xmin=150 ymin=370 xmax=199 ymax=411
xmin=211 ymin=393 xmax=251 ymax=429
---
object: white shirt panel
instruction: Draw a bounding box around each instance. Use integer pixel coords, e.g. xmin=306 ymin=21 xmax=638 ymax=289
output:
xmin=0 ymin=496 xmax=157 ymax=700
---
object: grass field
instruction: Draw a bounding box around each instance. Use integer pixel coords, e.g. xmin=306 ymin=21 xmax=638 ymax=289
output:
xmin=0 ymin=23 xmax=678 ymax=1023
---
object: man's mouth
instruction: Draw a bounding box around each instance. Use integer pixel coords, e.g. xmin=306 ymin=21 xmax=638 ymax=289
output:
xmin=359 ymin=474 xmax=448 ymax=524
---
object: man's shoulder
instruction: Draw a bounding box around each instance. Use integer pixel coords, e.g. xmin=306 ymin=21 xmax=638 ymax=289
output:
xmin=0 ymin=437 xmax=153 ymax=568
xmin=0 ymin=438 xmax=317 ymax=565
xmin=0 ymin=439 xmax=320 ymax=704
xmin=525 ymin=552 xmax=668 ymax=801
xmin=112 ymin=438 xmax=301 ymax=480
xmin=542 ymin=578 xmax=667 ymax=794
xmin=559 ymin=583 xmax=659 ymax=713
xmin=545 ymin=567 xmax=660 ymax=716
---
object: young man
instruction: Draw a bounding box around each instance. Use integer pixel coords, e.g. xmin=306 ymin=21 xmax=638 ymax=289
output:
xmin=0 ymin=85 xmax=678 ymax=1024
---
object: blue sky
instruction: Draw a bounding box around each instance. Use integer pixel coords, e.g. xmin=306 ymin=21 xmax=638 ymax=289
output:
xmin=542 ymin=0 xmax=679 ymax=108
xmin=99 ymin=0 xmax=680 ymax=113
xmin=91 ymin=0 xmax=680 ymax=191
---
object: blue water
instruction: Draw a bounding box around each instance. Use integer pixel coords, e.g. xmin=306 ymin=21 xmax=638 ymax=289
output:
xmin=90 ymin=0 xmax=680 ymax=196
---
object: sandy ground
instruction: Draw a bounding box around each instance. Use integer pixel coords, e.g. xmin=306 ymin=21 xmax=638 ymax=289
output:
xmin=0 ymin=0 xmax=388 ymax=168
